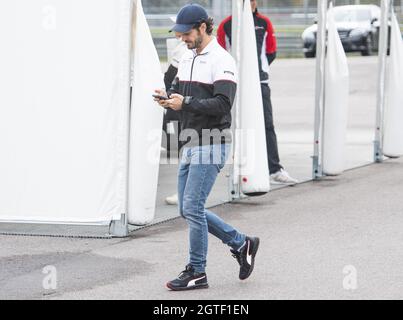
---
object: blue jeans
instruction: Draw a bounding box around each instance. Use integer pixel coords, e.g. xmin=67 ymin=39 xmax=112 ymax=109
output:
xmin=178 ymin=143 xmax=246 ymax=274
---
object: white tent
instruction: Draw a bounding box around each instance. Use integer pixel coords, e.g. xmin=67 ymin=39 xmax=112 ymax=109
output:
xmin=322 ymin=3 xmax=349 ymax=176
xmin=233 ymin=0 xmax=270 ymax=196
xmin=129 ymin=0 xmax=164 ymax=225
xmin=0 ymin=0 xmax=163 ymax=236
xmin=382 ymin=10 xmax=403 ymax=158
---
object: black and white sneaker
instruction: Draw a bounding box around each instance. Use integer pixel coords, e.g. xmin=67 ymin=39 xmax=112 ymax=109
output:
xmin=231 ymin=236 xmax=260 ymax=280
xmin=166 ymin=264 xmax=209 ymax=291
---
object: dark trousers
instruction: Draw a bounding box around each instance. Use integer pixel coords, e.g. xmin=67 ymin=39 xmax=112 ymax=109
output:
xmin=261 ymin=84 xmax=283 ymax=174
xmin=163 ymin=109 xmax=182 ymax=159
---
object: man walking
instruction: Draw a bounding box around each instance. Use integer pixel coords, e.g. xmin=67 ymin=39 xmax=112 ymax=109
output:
xmin=155 ymin=4 xmax=259 ymax=291
xmin=217 ymin=0 xmax=298 ymax=184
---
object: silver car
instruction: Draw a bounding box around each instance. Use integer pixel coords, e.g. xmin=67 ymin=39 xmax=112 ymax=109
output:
xmin=302 ymin=5 xmax=382 ymax=58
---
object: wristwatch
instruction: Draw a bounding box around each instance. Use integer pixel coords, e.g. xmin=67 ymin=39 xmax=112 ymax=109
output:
xmin=183 ymin=96 xmax=193 ymax=106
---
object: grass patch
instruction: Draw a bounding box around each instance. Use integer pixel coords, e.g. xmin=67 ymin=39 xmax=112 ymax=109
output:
xmin=151 ymin=26 xmax=307 ymax=37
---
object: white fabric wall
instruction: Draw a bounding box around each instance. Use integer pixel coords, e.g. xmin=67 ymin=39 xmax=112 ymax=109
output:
xmin=128 ymin=0 xmax=164 ymax=225
xmin=383 ymin=11 xmax=403 ymax=158
xmin=322 ymin=4 xmax=350 ymax=176
xmin=0 ymin=0 xmax=132 ymax=223
xmin=232 ymin=0 xmax=242 ymax=188
xmin=238 ymin=0 xmax=270 ymax=195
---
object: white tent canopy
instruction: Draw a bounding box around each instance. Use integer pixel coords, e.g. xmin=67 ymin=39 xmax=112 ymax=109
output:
xmin=0 ymin=0 xmax=163 ymax=236
xmin=322 ymin=3 xmax=349 ymax=176
xmin=382 ymin=10 xmax=403 ymax=158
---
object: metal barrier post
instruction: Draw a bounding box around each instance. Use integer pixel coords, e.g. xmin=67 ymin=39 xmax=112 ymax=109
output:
xmin=374 ymin=0 xmax=392 ymax=163
xmin=312 ymin=0 xmax=328 ymax=180
xmin=229 ymin=0 xmax=243 ymax=201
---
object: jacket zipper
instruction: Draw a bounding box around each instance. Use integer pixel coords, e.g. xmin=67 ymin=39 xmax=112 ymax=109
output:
xmin=187 ymin=54 xmax=198 ymax=97
xmin=187 ymin=52 xmax=207 ymax=97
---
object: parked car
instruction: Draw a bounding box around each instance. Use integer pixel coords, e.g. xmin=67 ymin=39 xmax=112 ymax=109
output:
xmin=302 ymin=5 xmax=383 ymax=58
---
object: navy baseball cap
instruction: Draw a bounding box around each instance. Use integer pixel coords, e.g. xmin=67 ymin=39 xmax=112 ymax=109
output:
xmin=170 ymin=4 xmax=209 ymax=33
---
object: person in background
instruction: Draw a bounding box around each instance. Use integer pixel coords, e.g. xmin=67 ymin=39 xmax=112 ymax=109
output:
xmin=154 ymin=4 xmax=260 ymax=291
xmin=163 ymin=35 xmax=188 ymax=206
xmin=217 ymin=0 xmax=298 ymax=185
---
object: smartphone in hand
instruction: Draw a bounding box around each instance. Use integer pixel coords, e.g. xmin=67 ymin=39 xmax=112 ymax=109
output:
xmin=152 ymin=94 xmax=169 ymax=100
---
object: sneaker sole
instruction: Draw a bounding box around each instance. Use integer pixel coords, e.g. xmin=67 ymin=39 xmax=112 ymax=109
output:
xmin=270 ymin=180 xmax=298 ymax=185
xmin=166 ymin=282 xmax=209 ymax=291
xmin=240 ymin=237 xmax=260 ymax=281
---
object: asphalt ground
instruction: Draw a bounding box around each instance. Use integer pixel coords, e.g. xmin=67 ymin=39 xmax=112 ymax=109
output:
xmin=1 ymin=157 xmax=402 ymax=300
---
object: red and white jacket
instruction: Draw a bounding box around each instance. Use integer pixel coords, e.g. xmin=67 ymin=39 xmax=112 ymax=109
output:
xmin=217 ymin=9 xmax=277 ymax=84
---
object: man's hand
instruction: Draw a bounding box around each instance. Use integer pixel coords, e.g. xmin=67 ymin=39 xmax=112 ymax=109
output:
xmin=165 ymin=94 xmax=184 ymax=111
xmin=153 ymin=89 xmax=169 ymax=108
